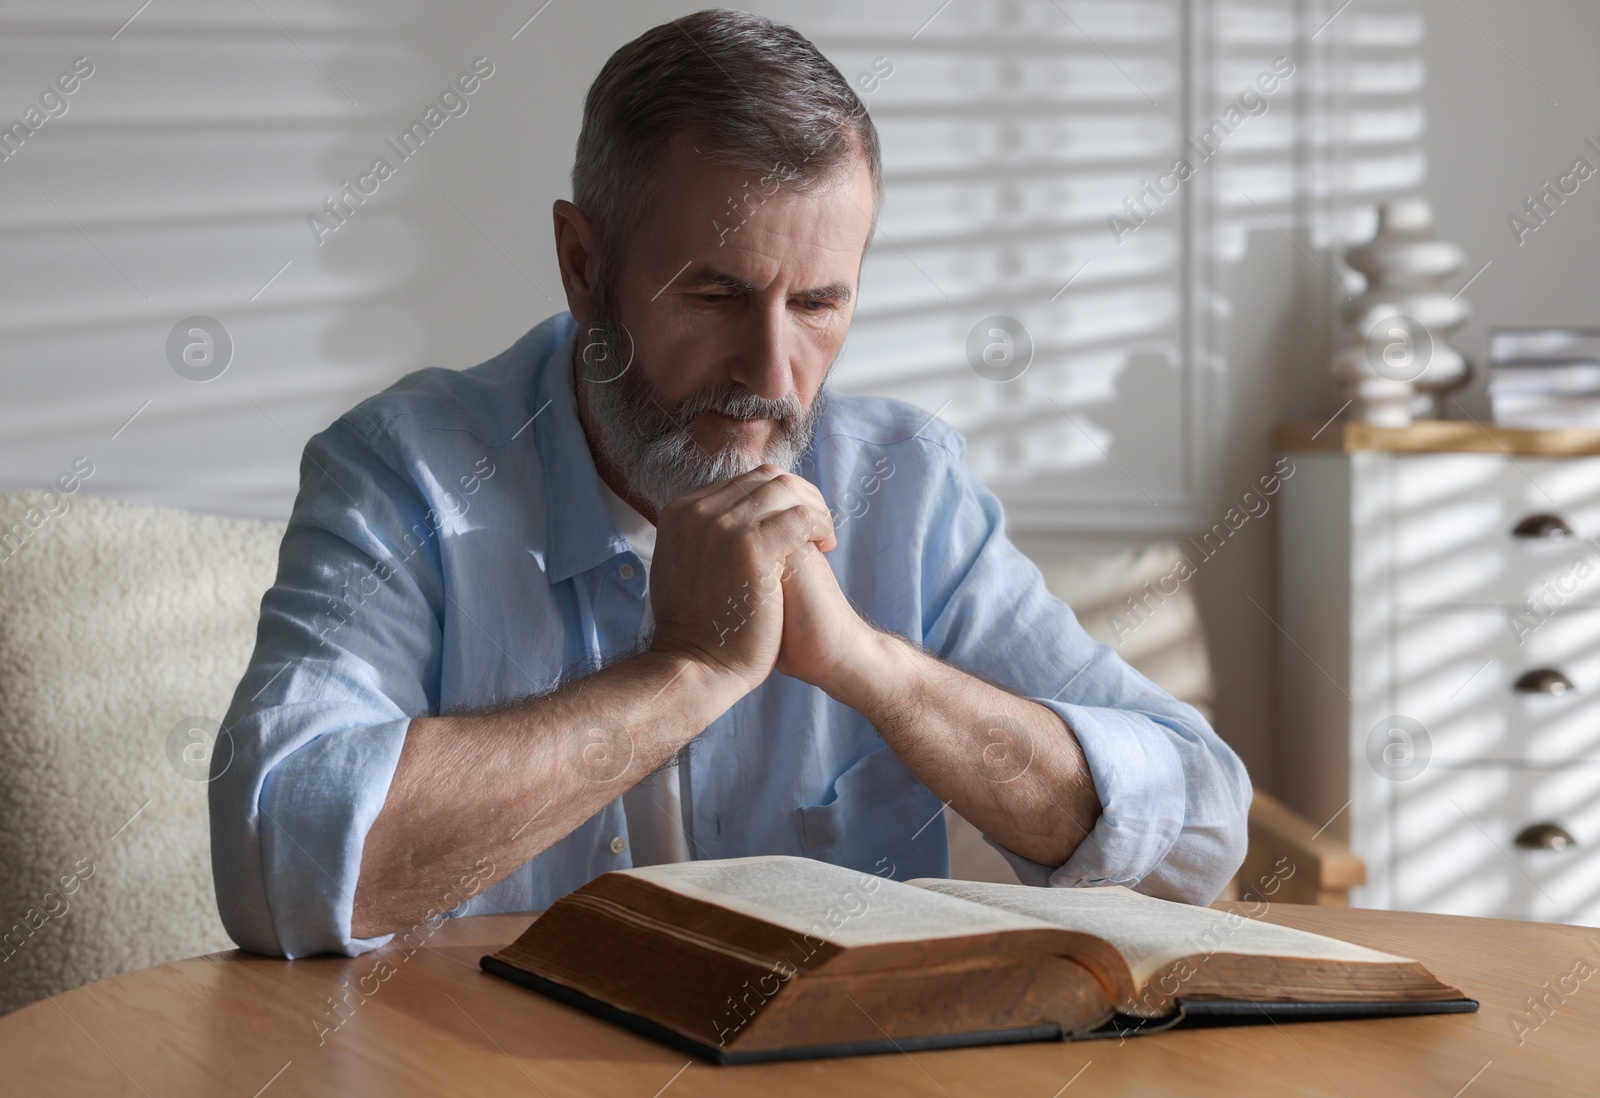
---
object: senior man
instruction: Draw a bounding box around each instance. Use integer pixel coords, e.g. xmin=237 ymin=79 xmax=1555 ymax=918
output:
xmin=210 ymin=8 xmax=1250 ymax=958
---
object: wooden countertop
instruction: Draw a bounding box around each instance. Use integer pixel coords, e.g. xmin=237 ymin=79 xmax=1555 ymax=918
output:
xmin=0 ymin=904 xmax=1590 ymax=1095
xmin=1276 ymin=420 xmax=1600 ymax=455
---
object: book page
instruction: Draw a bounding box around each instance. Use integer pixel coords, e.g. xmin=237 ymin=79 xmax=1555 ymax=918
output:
xmin=625 ymin=856 xmax=1050 ymax=947
xmin=910 ymin=879 xmax=1413 ymax=986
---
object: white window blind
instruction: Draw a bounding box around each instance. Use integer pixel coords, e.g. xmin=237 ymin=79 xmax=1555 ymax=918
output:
xmin=764 ymin=0 xmax=1198 ymax=530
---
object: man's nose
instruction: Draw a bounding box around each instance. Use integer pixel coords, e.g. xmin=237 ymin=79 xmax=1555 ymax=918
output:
xmin=727 ymin=299 xmax=793 ymax=403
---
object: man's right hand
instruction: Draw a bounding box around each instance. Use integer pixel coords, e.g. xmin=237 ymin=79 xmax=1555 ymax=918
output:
xmin=647 ymin=463 xmax=836 ymax=694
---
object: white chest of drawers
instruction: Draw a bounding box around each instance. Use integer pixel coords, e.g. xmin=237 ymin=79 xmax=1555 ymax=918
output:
xmin=1276 ymin=422 xmax=1600 ymax=925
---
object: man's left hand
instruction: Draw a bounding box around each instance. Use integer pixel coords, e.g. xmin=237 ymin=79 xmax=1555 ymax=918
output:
xmin=769 ymin=481 xmax=871 ymax=691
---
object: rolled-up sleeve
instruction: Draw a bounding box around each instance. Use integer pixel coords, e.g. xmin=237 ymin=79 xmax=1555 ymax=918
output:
xmin=209 ymin=415 xmax=444 ymax=958
xmin=915 ymin=435 xmax=1250 ymax=905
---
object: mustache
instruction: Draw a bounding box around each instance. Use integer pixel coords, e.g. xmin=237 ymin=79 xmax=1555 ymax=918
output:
xmin=670 ymin=384 xmax=803 ymax=427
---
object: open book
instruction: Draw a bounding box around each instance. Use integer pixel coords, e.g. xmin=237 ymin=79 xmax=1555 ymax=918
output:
xmin=481 ymin=855 xmax=1475 ymax=1064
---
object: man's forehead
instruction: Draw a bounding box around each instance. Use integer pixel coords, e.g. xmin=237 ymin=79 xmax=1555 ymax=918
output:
xmin=638 ymin=131 xmax=875 ymax=266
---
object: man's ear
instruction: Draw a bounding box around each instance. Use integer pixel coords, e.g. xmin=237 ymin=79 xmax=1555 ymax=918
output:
xmin=553 ymin=199 xmax=599 ymax=325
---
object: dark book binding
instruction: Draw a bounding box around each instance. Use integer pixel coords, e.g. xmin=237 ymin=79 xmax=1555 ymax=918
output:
xmin=479 ymin=954 xmax=1479 ymax=1064
xmin=479 ymin=956 xmax=1063 ymax=1064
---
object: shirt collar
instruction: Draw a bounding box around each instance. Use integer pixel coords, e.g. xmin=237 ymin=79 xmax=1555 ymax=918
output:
xmin=529 ymin=315 xmax=634 ymax=584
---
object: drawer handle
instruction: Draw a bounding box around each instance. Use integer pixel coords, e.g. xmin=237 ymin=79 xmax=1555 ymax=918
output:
xmin=1515 ymin=822 xmax=1577 ymax=850
xmin=1512 ymin=513 xmax=1574 ymax=540
xmin=1514 ymin=668 xmax=1575 ymax=695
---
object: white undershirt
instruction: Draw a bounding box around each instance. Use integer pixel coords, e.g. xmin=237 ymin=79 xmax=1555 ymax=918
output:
xmin=596 ymin=476 xmax=690 ymax=867
xmin=596 ymin=474 xmax=658 ymax=571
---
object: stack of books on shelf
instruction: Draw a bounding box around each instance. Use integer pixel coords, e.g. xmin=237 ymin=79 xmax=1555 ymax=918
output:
xmin=1489 ymin=328 xmax=1600 ymax=430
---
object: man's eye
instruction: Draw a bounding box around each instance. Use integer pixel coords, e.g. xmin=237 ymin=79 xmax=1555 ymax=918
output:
xmin=698 ymin=293 xmax=733 ymax=304
xmin=799 ymin=299 xmax=829 ymax=311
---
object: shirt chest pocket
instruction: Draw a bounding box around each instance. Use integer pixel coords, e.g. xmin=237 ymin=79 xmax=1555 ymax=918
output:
xmin=794 ymin=746 xmax=932 ymax=856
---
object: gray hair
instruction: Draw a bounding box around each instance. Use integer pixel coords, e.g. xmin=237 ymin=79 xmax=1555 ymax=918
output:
xmin=571 ymin=8 xmax=883 ymax=302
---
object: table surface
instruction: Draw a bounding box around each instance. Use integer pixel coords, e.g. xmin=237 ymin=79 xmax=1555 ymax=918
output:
xmin=1 ymin=903 xmax=1594 ymax=1097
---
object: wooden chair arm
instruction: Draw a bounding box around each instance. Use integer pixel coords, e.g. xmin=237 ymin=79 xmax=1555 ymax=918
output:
xmin=1232 ymin=790 xmax=1366 ymax=906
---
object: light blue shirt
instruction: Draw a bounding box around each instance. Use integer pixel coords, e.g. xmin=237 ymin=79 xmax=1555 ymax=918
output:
xmin=209 ymin=311 xmax=1251 ymax=959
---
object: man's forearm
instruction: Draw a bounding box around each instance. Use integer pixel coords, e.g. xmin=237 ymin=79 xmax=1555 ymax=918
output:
xmin=822 ymin=625 xmax=1101 ymax=867
xmin=352 ymin=650 xmax=740 ymax=938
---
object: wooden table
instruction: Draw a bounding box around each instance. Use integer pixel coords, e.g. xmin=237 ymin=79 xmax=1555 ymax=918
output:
xmin=1 ymin=903 xmax=1594 ymax=1096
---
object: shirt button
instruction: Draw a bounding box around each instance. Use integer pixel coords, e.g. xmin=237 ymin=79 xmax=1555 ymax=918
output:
xmin=619 ymin=562 xmax=636 ymax=581
xmin=609 ymin=836 xmax=627 ymax=855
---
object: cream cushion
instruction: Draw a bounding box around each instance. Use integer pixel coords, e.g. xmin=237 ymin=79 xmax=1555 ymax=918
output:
xmin=0 ymin=491 xmax=279 ymax=1015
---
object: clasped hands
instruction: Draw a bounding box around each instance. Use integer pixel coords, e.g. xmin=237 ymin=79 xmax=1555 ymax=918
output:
xmin=646 ymin=463 xmax=870 ymax=699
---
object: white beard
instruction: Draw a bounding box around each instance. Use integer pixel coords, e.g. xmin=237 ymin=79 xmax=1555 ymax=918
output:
xmin=573 ymin=311 xmax=832 ymax=512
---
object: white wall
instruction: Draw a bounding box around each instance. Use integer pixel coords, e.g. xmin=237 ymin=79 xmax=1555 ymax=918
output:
xmin=1 ymin=0 xmax=658 ymax=516
xmin=1413 ymin=0 xmax=1600 ymax=419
